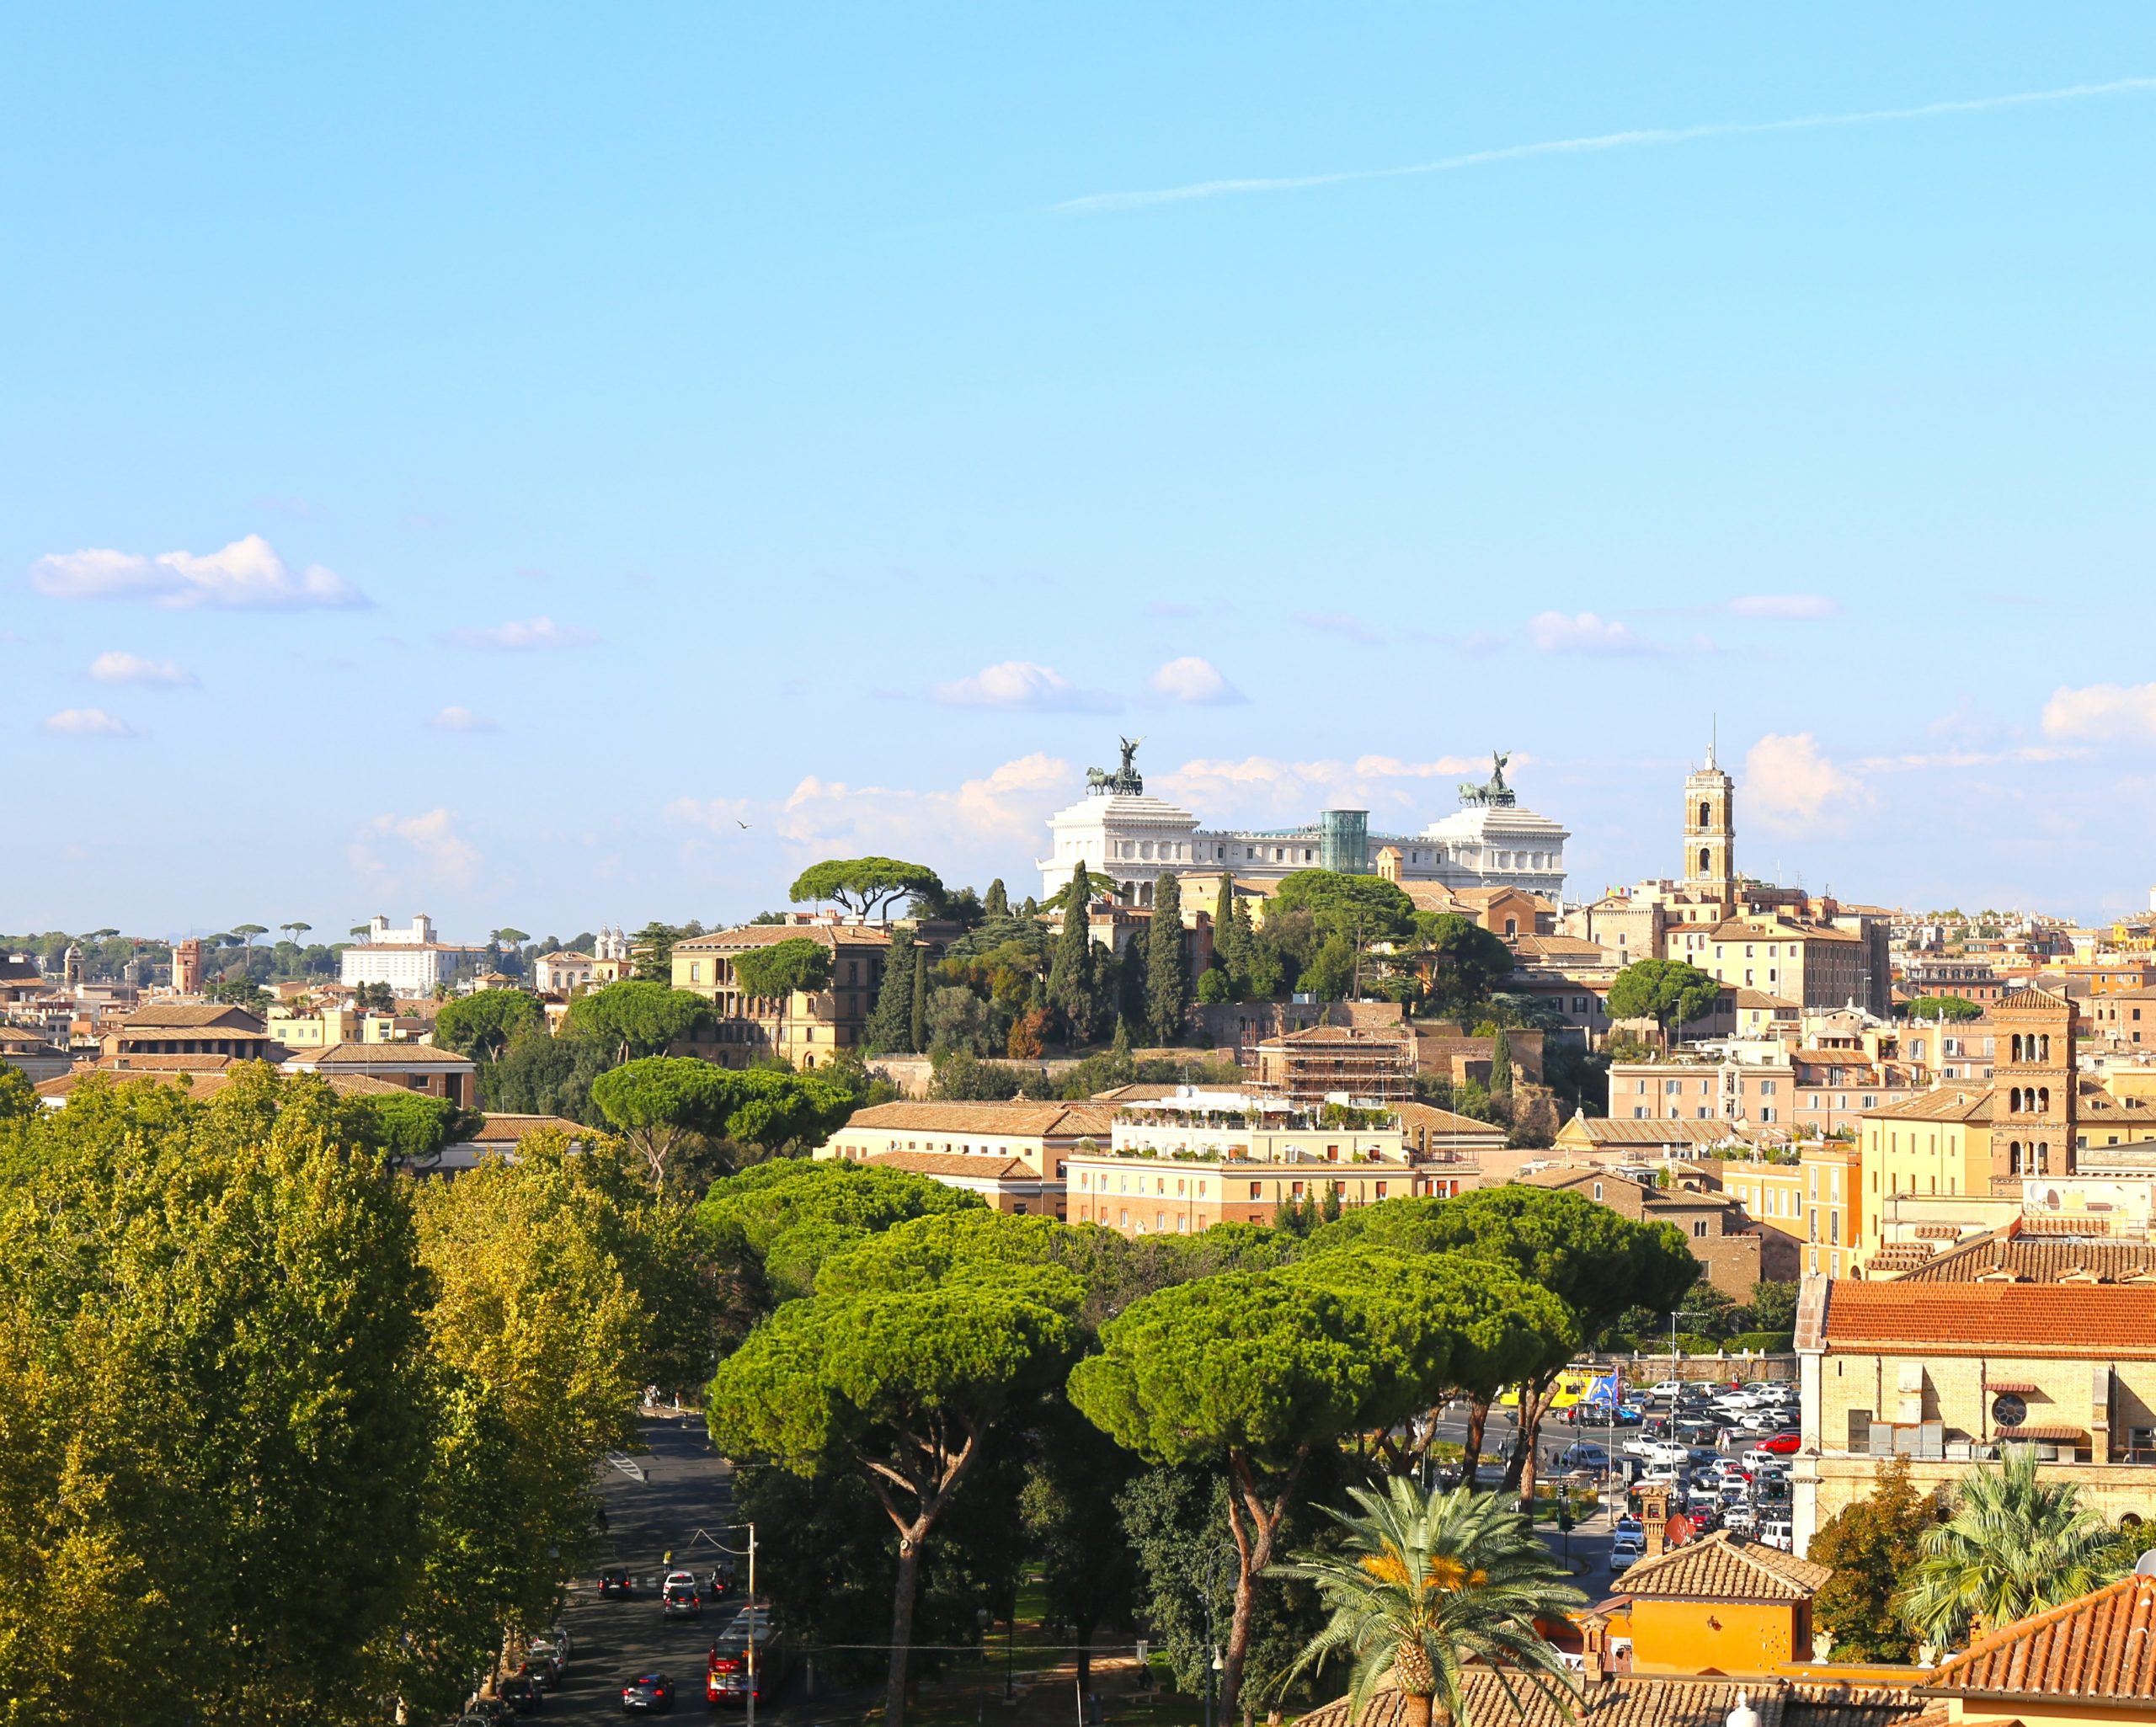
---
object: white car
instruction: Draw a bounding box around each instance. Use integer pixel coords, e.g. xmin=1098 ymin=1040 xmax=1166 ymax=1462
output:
xmin=1724 ymin=1505 xmax=1758 ymax=1534
xmin=1758 ymin=1519 xmax=1794 ymax=1552
xmin=1561 ymin=1443 xmax=1610 ymax=1469
xmin=1609 ymin=1534 xmax=1646 ymax=1573
xmin=1644 ymin=1441 xmax=1692 ymax=1468
xmin=1646 ymin=1379 xmax=1685 ymax=1399
xmin=1742 ymin=1447 xmax=1780 ymax=1469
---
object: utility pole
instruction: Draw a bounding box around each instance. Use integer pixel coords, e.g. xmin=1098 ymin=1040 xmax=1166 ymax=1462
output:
xmin=747 ymin=1522 xmax=759 ymax=1727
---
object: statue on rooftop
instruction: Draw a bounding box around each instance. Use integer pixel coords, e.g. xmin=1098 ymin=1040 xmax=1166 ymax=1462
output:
xmin=1459 ymin=749 xmax=1517 ymax=808
xmin=1087 ymin=737 xmax=1145 ymax=797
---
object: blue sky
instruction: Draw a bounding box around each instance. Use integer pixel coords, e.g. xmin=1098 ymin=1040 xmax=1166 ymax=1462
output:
xmin=6 ymin=5 xmax=2156 ymax=941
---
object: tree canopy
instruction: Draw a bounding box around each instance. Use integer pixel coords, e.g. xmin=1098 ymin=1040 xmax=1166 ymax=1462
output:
xmin=790 ymin=857 xmax=946 ymax=922
xmin=1908 ymin=994 xmax=1984 ymax=1022
xmin=434 ymin=987 xmax=544 ymax=1060
xmin=563 ymin=978 xmax=715 ymax=1063
xmin=731 ymin=936 xmax=835 ymax=1001
xmin=1413 ymin=914 xmax=1515 ymax=1008
xmin=1607 ymin=958 xmax=1721 ymax=1042
xmin=1272 ymin=870 xmax=1419 ymax=946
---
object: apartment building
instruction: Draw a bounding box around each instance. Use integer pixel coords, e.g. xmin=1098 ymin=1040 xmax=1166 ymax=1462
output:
xmin=1523 ymin=1164 xmax=1790 ymax=1294
xmin=339 ymin=914 xmax=488 ymax=994
xmin=1608 ymin=1047 xmax=1923 ymax=1138
xmin=102 ymin=1001 xmax=286 ymax=1061
xmin=813 ymin=1100 xmax=1113 ymax=1217
xmin=1064 ymin=1088 xmax=1425 ymax=1237
xmin=670 ymin=916 xmax=892 ymax=1068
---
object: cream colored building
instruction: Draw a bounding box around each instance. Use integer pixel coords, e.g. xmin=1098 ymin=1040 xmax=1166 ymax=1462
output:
xmin=1793 ymin=1277 xmax=2156 ymax=1554
xmin=670 ymin=916 xmax=893 ymax=1068
xmin=814 ymin=1100 xmax=1113 ymax=1217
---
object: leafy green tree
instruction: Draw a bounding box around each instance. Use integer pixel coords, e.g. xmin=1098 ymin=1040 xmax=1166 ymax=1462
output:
xmin=1910 ymin=995 xmax=1985 ymax=1022
xmin=1198 ymin=967 xmax=1233 ymax=1005
xmin=231 ymin=923 xmax=268 ymax=946
xmin=1897 ymin=1446 xmax=2126 ymax=1648
xmin=1270 ymin=1477 xmax=1583 ymax=1727
xmin=1806 ymin=1458 xmax=1933 ymax=1661
xmin=1300 ymin=932 xmax=1358 ymax=1002
xmin=790 ymin=856 xmax=946 ymax=922
xmin=362 ymin=1090 xmax=484 ymax=1165
xmin=1022 ymin=1410 xmax=1140 ymax=1691
xmin=1607 ymin=958 xmax=1722 ymax=1044
xmin=629 ymin=920 xmax=684 ymax=981
xmin=205 ymin=975 xmax=270 ymax=1011
xmin=910 ymin=943 xmax=929 ymax=1052
xmin=277 ymin=920 xmax=312 ymax=942
xmin=357 ymin=979 xmax=398 ymax=1013
xmin=591 ymin=1055 xmax=738 ymax=1186
xmin=1414 ymin=914 xmax=1515 ymax=1010
xmin=1212 ymin=873 xmax=1241 ymax=976
xmin=563 ymin=978 xmax=715 ymax=1065
xmin=0 ymin=1063 xmax=38 ymax=1122
xmin=733 ymin=936 xmax=835 ymax=1063
xmin=707 ymin=1224 xmax=1080 ymax=1727
xmin=1748 ymin=1280 xmax=1800 ymax=1333
xmin=863 ymin=927 xmax=920 ymax=1054
xmin=434 ymin=987 xmax=543 ymax=1061
xmin=1068 ymin=1271 xmax=1378 ymax=1722
xmin=1048 ymin=862 xmax=1098 ymax=1042
xmin=1489 ymin=1029 xmax=1513 ymax=1098
xmin=1272 ymin=871 xmax=1417 ymax=945
xmin=984 ymin=879 xmax=1009 ymax=919
xmin=1413 ymin=1186 xmax=1697 ymax=1502
xmin=1118 ymin=923 xmax=1150 ymax=1029
xmin=1147 ymin=873 xmax=1190 ymax=1045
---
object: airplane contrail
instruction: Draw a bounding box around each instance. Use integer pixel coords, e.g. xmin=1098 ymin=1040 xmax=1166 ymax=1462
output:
xmin=1057 ymin=76 xmax=2156 ymax=214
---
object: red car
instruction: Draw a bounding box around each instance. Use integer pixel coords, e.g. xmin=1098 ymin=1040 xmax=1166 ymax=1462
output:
xmin=1760 ymin=1430 xmax=1801 ymax=1455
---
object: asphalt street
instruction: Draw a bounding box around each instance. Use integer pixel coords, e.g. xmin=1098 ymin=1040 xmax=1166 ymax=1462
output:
xmin=536 ymin=1413 xmax=846 ymax=1724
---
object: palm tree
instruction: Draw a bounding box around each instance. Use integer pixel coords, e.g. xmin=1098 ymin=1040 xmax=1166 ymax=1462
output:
xmin=1268 ymin=1477 xmax=1585 ymax=1727
xmin=1896 ymin=1444 xmax=2126 ymax=1650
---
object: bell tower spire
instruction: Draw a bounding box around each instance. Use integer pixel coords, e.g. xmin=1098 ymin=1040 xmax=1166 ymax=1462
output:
xmin=1684 ymin=738 xmax=1737 ymax=910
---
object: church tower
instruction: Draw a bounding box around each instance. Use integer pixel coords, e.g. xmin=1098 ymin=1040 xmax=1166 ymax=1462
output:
xmin=1684 ymin=739 xmax=1737 ymax=910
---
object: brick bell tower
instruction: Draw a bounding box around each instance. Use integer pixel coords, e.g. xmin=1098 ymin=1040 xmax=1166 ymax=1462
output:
xmin=1684 ymin=736 xmax=1737 ymax=912
xmin=1991 ymin=987 xmax=2078 ymax=1187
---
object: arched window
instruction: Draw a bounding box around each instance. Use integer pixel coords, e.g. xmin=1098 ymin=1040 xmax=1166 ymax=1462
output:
xmin=2040 ymin=1087 xmax=2051 ymax=1113
xmin=2009 ymin=1141 xmax=2023 ymax=1174
xmin=2040 ymin=1034 xmax=2051 ymax=1061
xmin=2011 ymin=1034 xmax=2024 ymax=1062
xmin=1504 ymin=918 xmax=1518 ymax=936
xmin=1700 ymin=801 xmax=1710 ymax=828
xmin=1699 ymin=847 xmax=1711 ymax=875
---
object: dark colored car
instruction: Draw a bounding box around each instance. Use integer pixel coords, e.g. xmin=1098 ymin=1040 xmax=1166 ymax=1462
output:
xmin=622 ymin=1672 xmax=675 ymax=1714
xmin=1760 ymin=1430 xmax=1802 ymax=1455
xmin=600 ymin=1571 xmax=638 ymax=1598
xmin=521 ymin=1653 xmax=563 ymax=1691
xmin=499 ymin=1672 xmax=543 ymax=1714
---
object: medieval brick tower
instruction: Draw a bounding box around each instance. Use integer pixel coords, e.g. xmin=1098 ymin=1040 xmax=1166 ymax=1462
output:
xmin=1991 ymin=987 xmax=2078 ymax=1186
xmin=1684 ymin=741 xmax=1737 ymax=912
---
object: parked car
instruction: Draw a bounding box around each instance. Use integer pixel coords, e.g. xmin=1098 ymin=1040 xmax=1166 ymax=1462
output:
xmin=1561 ymin=1442 xmax=1609 ymax=1469
xmin=529 ymin=1631 xmax=569 ymax=1671
xmin=621 ymin=1671 xmax=675 ymax=1713
xmin=519 ymin=1652 xmax=563 ymax=1692
xmin=1645 ymin=1379 xmax=1685 ymax=1399
xmin=1741 ymin=1447 xmax=1779 ymax=1469
xmin=1758 ymin=1518 xmax=1794 ymax=1552
xmin=499 ymin=1672 xmax=543 ymax=1715
xmin=1760 ymin=1430 xmax=1801 ymax=1455
xmin=1724 ymin=1505 xmax=1758 ymax=1534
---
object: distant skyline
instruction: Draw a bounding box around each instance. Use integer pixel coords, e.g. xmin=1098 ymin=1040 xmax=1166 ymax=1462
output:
xmin=6 ymin=6 xmax=2156 ymax=934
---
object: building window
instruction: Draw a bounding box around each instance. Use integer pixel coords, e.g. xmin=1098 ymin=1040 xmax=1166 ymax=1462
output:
xmin=1692 ymin=1219 xmax=1708 ymax=1239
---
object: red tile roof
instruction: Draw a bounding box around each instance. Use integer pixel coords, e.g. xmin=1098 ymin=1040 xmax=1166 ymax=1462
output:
xmin=1924 ymin=1573 xmax=2156 ymax=1701
xmin=1822 ymin=1281 xmax=2156 ymax=1357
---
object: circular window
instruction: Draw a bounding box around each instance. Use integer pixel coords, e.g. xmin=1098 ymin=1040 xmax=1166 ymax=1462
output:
xmin=1993 ymin=1393 xmax=2028 ymax=1428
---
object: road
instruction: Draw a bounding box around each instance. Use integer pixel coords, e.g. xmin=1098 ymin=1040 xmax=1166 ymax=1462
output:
xmin=536 ymin=1413 xmax=856 ymax=1725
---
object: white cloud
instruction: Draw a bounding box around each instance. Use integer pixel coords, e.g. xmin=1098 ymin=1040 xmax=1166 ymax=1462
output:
xmin=1526 ymin=611 xmax=1654 ymax=653
xmin=670 ymin=755 xmax=1075 ymax=871
xmin=43 ymin=707 xmax=136 ymax=738
xmin=31 ymin=534 xmax=366 ymax=610
xmin=427 ymin=706 xmax=499 ymax=733
xmin=1150 ymin=656 xmax=1246 ymax=706
xmin=1742 ymin=733 xmax=1870 ymax=833
xmin=88 ymin=650 xmax=197 ymax=687
xmin=440 ymin=616 xmax=598 ymax=651
xmin=931 ymin=661 xmax=1116 ymax=712
xmin=350 ymin=808 xmax=481 ymax=890
xmin=2041 ymin=682 xmax=2156 ymax=743
xmin=1728 ymin=594 xmax=1840 ymax=620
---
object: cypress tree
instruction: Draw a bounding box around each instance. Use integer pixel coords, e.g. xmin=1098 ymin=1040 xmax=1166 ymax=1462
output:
xmin=1118 ymin=922 xmax=1150 ymax=1031
xmin=1146 ymin=872 xmax=1190 ymax=1047
xmin=862 ymin=928 xmax=917 ymax=1053
xmin=985 ymin=878 xmax=1009 ymax=919
xmin=1320 ymin=1181 xmax=1342 ymax=1223
xmin=910 ymin=941 xmax=929 ymax=1053
xmin=1047 ymin=861 xmax=1096 ymax=1042
xmin=1490 ymin=1027 xmax=1513 ymax=1098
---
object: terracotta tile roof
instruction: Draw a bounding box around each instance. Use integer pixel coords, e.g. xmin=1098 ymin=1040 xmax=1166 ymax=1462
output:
xmin=1294 ymin=1672 xmax=1919 ymax=1727
xmin=1396 ymin=1101 xmax=1509 ymax=1138
xmin=1865 ymin=1089 xmax=1993 ymax=1124
xmin=93 ymin=1052 xmax=237 ymax=1072
xmin=1924 ymin=1574 xmax=2156 ymax=1702
xmin=675 ymin=924 xmax=893 ymax=952
xmin=1737 ymin=989 xmax=1801 ymax=1010
xmin=1822 ymin=1281 xmax=2156 ymax=1357
xmin=1892 ymin=1231 xmax=2156 ymax=1285
xmin=289 ymin=1042 xmax=476 ymax=1066
xmin=866 ymin=1150 xmax=1040 ymax=1182
xmin=469 ymin=1113 xmax=586 ymax=1143
xmin=35 ymin=1068 xmax=414 ymax=1102
xmin=1267 ymin=1023 xmax=1415 ymax=1047
xmin=841 ymin=1101 xmax=1115 ymax=1139
xmin=1613 ymin=1531 xmax=1830 ymax=1602
xmin=1560 ymin=1117 xmax=1735 ymax=1147
xmin=117 ymin=1002 xmax=270 ymax=1031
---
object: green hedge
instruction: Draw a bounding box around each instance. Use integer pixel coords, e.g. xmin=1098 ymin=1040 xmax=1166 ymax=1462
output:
xmin=1728 ymin=1330 xmax=1796 ymax=1353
